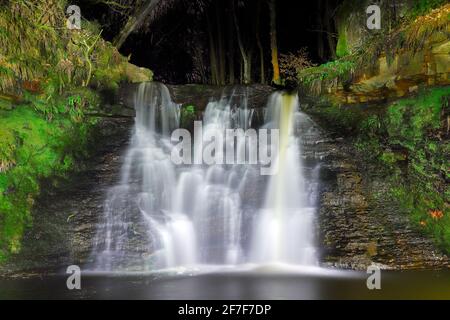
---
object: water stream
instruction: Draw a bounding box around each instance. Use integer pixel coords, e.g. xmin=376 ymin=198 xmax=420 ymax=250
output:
xmin=91 ymin=82 xmax=321 ymax=272
xmin=2 ymin=82 xmax=449 ymax=300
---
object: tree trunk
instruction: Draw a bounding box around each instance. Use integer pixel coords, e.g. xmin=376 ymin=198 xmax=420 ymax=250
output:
xmin=324 ymin=0 xmax=337 ymax=60
xmin=317 ymin=0 xmax=325 ymax=61
xmin=216 ymin=2 xmax=226 ymax=85
xmin=232 ymin=0 xmax=251 ymax=84
xmin=240 ymin=59 xmax=243 ymax=84
xmin=206 ymin=13 xmax=219 ymax=85
xmin=113 ymin=0 xmax=162 ymax=49
xmin=227 ymin=5 xmax=235 ymax=85
xmin=246 ymin=51 xmax=253 ymax=85
xmin=268 ymin=0 xmax=280 ymax=85
xmin=256 ymin=1 xmax=265 ymax=84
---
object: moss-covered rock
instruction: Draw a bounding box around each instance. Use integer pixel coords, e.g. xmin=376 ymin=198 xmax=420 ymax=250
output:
xmin=307 ymin=87 xmax=450 ymax=255
xmin=299 ymin=3 xmax=450 ymax=105
xmin=0 ymin=0 xmax=152 ymax=262
xmin=124 ymin=63 xmax=153 ymax=83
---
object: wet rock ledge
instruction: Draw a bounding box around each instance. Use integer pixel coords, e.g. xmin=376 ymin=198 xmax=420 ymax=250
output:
xmin=118 ymin=83 xmax=275 ymax=111
xmin=315 ymin=132 xmax=449 ymax=271
xmin=0 ymin=117 xmax=133 ymax=277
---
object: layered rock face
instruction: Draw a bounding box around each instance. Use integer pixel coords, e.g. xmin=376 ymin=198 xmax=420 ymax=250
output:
xmin=0 ymin=117 xmax=133 ymax=277
xmin=1 ymin=83 xmax=448 ymax=277
xmin=118 ymin=83 xmax=275 ymax=112
xmin=292 ymin=107 xmax=449 ymax=271
xmin=312 ymin=2 xmax=450 ymax=105
xmin=335 ymin=36 xmax=450 ymax=105
xmin=317 ymin=136 xmax=449 ymax=270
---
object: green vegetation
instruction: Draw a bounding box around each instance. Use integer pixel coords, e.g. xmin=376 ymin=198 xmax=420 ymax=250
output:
xmin=180 ymin=105 xmax=197 ymax=129
xmin=310 ymin=87 xmax=450 ymax=252
xmin=297 ymin=3 xmax=450 ymax=93
xmin=298 ymin=58 xmax=355 ymax=88
xmin=300 ymin=1 xmax=450 ymax=256
xmin=354 ymin=87 xmax=450 ymax=252
xmin=336 ymin=28 xmax=350 ymax=58
xmin=0 ymin=1 xmax=131 ymax=95
xmin=0 ymin=1 xmax=145 ymax=261
xmin=410 ymin=0 xmax=449 ymax=18
xmin=0 ymin=95 xmax=97 ymax=260
xmin=360 ymin=3 xmax=450 ymax=68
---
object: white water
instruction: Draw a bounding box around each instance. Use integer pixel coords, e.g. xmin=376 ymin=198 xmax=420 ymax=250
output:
xmin=251 ymin=94 xmax=316 ymax=265
xmin=91 ymin=82 xmax=320 ymax=272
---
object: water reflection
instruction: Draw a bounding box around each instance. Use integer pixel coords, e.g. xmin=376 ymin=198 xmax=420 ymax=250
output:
xmin=1 ymin=270 xmax=449 ymax=300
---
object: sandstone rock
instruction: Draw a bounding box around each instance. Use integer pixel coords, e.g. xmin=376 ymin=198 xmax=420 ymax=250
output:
xmin=319 ymin=38 xmax=450 ymax=106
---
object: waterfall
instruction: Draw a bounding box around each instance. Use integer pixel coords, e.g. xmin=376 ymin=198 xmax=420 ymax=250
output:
xmin=251 ymin=93 xmax=317 ymax=265
xmin=92 ymin=82 xmax=196 ymax=271
xmin=91 ymin=82 xmax=320 ymax=272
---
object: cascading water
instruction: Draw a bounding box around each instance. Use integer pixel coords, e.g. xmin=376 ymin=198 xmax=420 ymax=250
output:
xmin=91 ymin=82 xmax=321 ymax=272
xmin=251 ymin=93 xmax=317 ymax=265
xmin=92 ymin=82 xmax=196 ymax=271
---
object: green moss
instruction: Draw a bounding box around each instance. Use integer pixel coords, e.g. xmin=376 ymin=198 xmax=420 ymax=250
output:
xmin=180 ymin=104 xmax=197 ymax=129
xmin=0 ymin=91 xmax=98 ymax=261
xmin=410 ymin=0 xmax=448 ymax=18
xmin=356 ymin=87 xmax=450 ymax=252
xmin=0 ymin=1 xmax=146 ymax=263
xmin=336 ymin=29 xmax=350 ymax=58
xmin=386 ymin=87 xmax=446 ymax=149
xmin=380 ymin=151 xmax=398 ymax=165
xmin=310 ymin=86 xmax=450 ymax=253
xmin=183 ymin=105 xmax=196 ymax=115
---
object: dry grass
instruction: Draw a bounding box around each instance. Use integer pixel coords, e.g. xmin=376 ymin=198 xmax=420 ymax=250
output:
xmin=0 ymin=0 xmax=67 ymax=93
